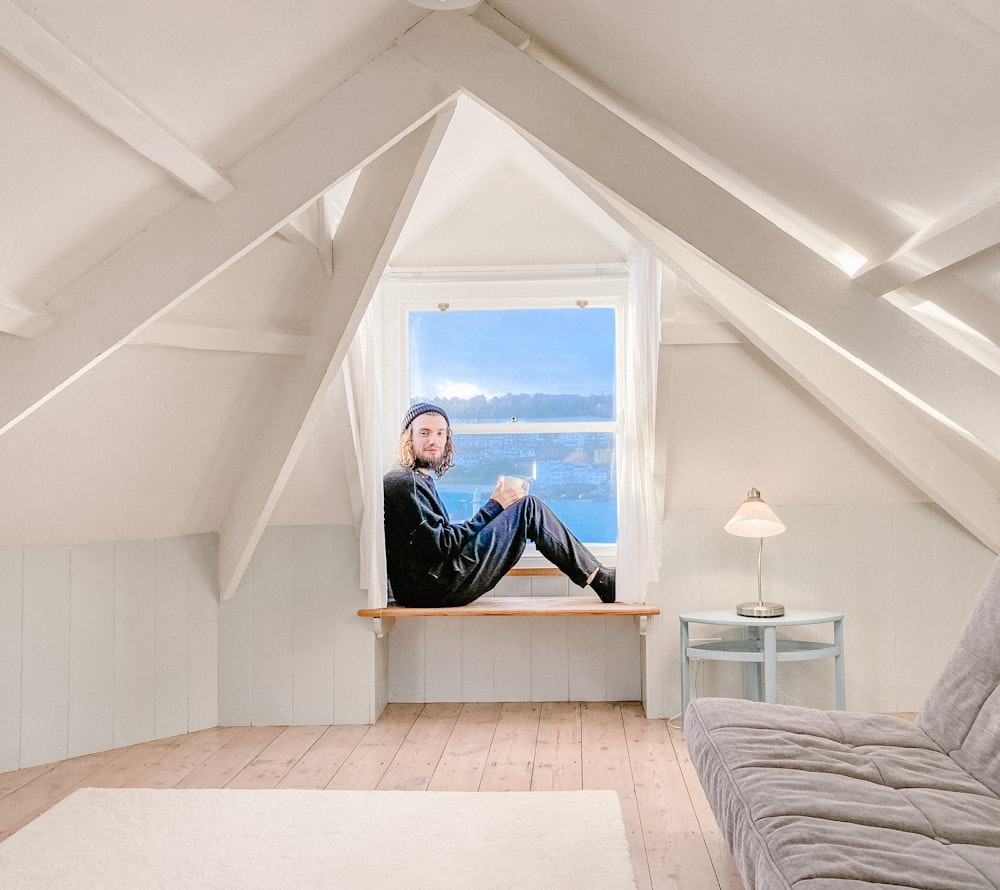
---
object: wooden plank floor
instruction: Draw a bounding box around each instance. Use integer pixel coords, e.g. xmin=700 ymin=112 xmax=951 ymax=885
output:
xmin=0 ymin=701 xmax=744 ymax=890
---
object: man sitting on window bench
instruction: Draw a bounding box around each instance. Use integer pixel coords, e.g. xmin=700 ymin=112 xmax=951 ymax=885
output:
xmin=383 ymin=403 xmax=616 ymax=608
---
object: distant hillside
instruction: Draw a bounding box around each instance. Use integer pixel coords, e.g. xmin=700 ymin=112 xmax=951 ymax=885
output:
xmin=414 ymin=392 xmax=614 ymax=422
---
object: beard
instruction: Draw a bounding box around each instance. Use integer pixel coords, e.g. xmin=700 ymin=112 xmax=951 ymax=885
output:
xmin=413 ymin=455 xmax=446 ymax=473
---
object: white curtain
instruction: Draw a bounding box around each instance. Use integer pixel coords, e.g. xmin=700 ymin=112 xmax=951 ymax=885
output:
xmin=343 ymin=296 xmax=389 ymax=610
xmin=617 ymin=243 xmax=663 ymax=604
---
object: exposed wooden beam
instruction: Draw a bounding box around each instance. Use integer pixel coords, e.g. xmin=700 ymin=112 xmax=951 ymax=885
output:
xmin=0 ymin=0 xmax=233 ymax=202
xmin=277 ymin=217 xmax=319 ymax=250
xmin=523 ymin=38 xmax=867 ymax=278
xmin=317 ymin=197 xmax=335 ymax=279
xmin=0 ymin=296 xmax=51 ymax=339
xmin=396 ymin=13 xmax=1000 ymax=459
xmin=853 ymin=186 xmax=1000 ymax=295
xmin=581 ymin=181 xmax=1000 ymax=553
xmin=0 ymin=46 xmax=458 ymax=439
xmin=278 ymin=198 xmax=335 ymax=278
xmin=130 ymin=314 xmax=311 ymax=356
xmin=217 ymin=109 xmax=454 ymax=602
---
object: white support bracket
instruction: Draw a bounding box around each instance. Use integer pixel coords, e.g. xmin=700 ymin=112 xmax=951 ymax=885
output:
xmin=372 ymin=616 xmax=396 ymax=639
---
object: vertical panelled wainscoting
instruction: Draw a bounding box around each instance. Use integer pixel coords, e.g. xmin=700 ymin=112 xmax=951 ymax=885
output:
xmin=0 ymin=535 xmax=218 ymax=772
xmin=217 ymin=525 xmax=382 ymax=727
xmin=387 ymin=574 xmax=642 ymax=704
xmin=644 ymin=501 xmax=996 ymax=720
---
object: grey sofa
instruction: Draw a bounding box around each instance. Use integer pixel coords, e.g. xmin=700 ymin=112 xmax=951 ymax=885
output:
xmin=685 ymin=557 xmax=1000 ymax=889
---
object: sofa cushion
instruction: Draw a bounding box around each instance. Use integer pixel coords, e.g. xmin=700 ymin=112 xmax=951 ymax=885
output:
xmin=685 ymin=697 xmax=1000 ymax=889
xmin=918 ymin=557 xmax=1000 ymax=796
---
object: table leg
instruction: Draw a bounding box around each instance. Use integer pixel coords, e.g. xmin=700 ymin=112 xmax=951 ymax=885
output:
xmin=834 ymin=618 xmax=846 ymax=710
xmin=745 ymin=628 xmax=762 ymax=701
xmin=680 ymin=619 xmax=691 ymax=717
xmin=763 ymin=626 xmax=778 ymax=703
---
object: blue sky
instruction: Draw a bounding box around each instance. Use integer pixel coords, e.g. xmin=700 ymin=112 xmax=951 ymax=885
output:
xmin=409 ymin=308 xmax=615 ymax=399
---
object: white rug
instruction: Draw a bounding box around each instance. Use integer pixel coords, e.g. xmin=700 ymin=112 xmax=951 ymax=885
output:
xmin=0 ymin=788 xmax=637 ymax=889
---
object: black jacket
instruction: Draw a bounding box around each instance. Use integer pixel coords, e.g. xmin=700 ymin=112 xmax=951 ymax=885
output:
xmin=383 ymin=467 xmax=502 ymax=598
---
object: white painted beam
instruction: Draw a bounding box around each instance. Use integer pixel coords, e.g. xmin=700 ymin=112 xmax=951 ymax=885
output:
xmin=0 ymin=0 xmax=233 ymax=202
xmin=277 ymin=216 xmax=319 ymax=250
xmin=585 ymin=183 xmax=1000 ymax=552
xmin=523 ymin=38 xmax=867 ymax=278
xmin=0 ymin=47 xmax=458 ymax=439
xmin=910 ymin=278 xmax=1000 ymax=349
xmin=853 ymin=186 xmax=1000 ymax=295
xmin=317 ymin=197 xmax=335 ymax=280
xmin=217 ymin=109 xmax=454 ymax=602
xmin=396 ymin=13 xmax=1000 ymax=459
xmin=278 ymin=199 xmax=335 ymax=278
xmin=130 ymin=314 xmax=311 ymax=356
xmin=0 ymin=296 xmax=52 ymax=339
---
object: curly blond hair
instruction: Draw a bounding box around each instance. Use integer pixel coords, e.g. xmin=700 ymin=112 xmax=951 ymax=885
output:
xmin=395 ymin=425 xmax=455 ymax=478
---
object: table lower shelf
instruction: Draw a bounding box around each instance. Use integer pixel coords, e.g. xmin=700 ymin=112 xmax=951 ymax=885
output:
xmin=686 ymin=639 xmax=840 ymax=662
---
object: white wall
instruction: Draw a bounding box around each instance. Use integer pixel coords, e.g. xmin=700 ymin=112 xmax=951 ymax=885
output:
xmin=644 ymin=501 xmax=996 ymax=719
xmin=641 ymin=341 xmax=998 ymax=718
xmin=0 ymin=534 xmax=218 ymax=772
xmin=217 ymin=524 xmax=382 ymax=728
xmin=3 ymin=332 xmax=996 ymax=769
xmin=0 ymin=524 xmax=383 ymax=772
xmin=386 ymin=573 xmax=641 ymax=704
xmin=2 ymin=513 xmax=994 ymax=773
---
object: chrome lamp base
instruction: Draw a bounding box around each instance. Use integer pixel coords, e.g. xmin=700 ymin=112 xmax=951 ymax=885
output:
xmin=737 ymin=600 xmax=786 ymax=618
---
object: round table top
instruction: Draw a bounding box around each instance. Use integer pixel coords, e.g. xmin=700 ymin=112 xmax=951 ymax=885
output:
xmin=679 ymin=608 xmax=844 ymax=627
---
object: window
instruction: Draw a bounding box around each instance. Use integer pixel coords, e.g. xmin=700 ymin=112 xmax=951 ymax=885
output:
xmin=384 ymin=272 xmax=626 ymax=559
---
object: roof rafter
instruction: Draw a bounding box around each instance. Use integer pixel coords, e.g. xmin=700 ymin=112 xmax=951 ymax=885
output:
xmin=0 ymin=0 xmax=233 ymax=202
xmin=130 ymin=314 xmax=311 ymax=356
xmin=853 ymin=186 xmax=1000 ymax=295
xmin=396 ymin=12 xmax=1000 ymax=461
xmin=277 ymin=198 xmax=335 ymax=279
xmin=217 ymin=108 xmax=454 ymax=601
xmin=0 ymin=295 xmax=51 ymax=339
xmin=580 ymin=180 xmax=1000 ymax=552
xmin=0 ymin=46 xmax=459 ymax=439
xmin=887 ymin=280 xmax=1000 ymax=364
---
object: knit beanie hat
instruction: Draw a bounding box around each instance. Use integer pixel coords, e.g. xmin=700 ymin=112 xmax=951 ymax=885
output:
xmin=401 ymin=402 xmax=449 ymax=432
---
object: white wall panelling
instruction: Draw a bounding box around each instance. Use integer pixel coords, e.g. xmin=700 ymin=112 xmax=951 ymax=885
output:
xmin=217 ymin=523 xmax=378 ymax=729
xmin=68 ymin=543 xmax=115 ymax=758
xmin=385 ymin=575 xmax=642 ymax=704
xmin=331 ymin=524 xmax=377 ymax=725
xmin=20 ymin=547 xmax=71 ymax=768
xmin=1 ymin=534 xmax=218 ymax=771
xmin=154 ymin=538 xmax=189 ymax=740
xmin=0 ymin=548 xmax=22 ymax=769
xmin=291 ymin=525 xmax=337 ymax=725
xmin=217 ymin=560 xmax=253 ymax=727
xmin=2 ymin=510 xmax=992 ymax=771
xmin=249 ymin=527 xmax=296 ymax=726
xmin=647 ymin=501 xmax=995 ymax=719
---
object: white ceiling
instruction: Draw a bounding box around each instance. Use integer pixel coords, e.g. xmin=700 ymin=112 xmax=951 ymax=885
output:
xmin=0 ymin=1 xmax=998 ymax=588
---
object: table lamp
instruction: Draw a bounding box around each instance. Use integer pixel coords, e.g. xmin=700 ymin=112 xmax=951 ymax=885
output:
xmin=725 ymin=487 xmax=786 ymax=617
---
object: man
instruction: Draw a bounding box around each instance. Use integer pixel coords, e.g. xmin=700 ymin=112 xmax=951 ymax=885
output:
xmin=383 ymin=402 xmax=616 ymax=608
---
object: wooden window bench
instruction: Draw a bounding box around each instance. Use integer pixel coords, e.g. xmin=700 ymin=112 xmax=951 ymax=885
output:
xmin=358 ymin=567 xmax=660 ymax=637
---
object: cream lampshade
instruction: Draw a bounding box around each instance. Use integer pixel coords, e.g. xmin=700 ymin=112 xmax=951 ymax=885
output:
xmin=725 ymin=487 xmax=786 ymax=617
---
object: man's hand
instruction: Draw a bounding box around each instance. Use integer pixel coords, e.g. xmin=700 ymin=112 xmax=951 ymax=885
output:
xmin=491 ymin=475 xmax=529 ymax=508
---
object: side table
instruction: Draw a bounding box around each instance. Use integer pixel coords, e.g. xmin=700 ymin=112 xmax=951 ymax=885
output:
xmin=680 ymin=609 xmax=845 ymax=715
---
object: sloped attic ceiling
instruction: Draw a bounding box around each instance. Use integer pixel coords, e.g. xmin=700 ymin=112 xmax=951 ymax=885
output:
xmin=0 ymin=2 xmax=998 ymax=599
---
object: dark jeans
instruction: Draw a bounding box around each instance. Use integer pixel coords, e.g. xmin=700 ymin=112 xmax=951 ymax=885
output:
xmin=419 ymin=495 xmax=602 ymax=607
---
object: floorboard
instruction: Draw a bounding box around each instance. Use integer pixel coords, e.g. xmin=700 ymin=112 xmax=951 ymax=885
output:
xmin=0 ymin=702 xmax=745 ymax=889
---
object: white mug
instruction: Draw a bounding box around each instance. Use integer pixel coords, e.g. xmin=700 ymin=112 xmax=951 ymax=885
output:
xmin=498 ymin=475 xmax=530 ymax=495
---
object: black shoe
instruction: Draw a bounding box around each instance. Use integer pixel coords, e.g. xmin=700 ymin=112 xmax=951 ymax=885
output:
xmin=591 ymin=567 xmax=616 ymax=603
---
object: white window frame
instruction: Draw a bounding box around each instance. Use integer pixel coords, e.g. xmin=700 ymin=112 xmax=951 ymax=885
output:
xmin=381 ymin=265 xmax=628 ymax=567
